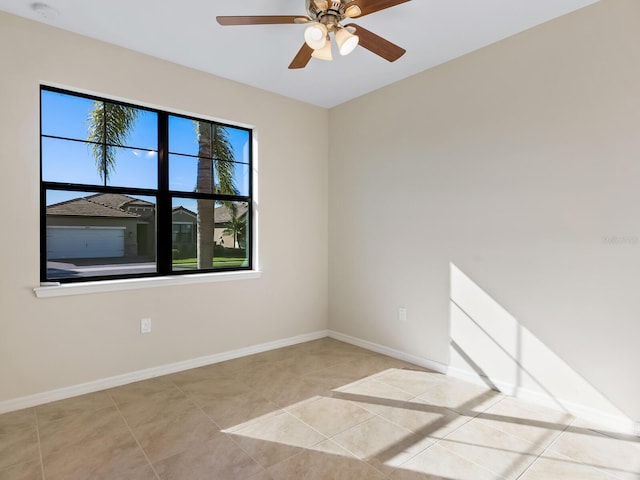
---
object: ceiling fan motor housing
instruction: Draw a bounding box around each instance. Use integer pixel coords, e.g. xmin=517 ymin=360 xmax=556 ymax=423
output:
xmin=307 ymin=0 xmax=347 ymax=30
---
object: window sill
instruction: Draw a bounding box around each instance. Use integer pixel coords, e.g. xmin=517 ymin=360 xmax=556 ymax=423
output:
xmin=33 ymin=270 xmax=262 ymax=298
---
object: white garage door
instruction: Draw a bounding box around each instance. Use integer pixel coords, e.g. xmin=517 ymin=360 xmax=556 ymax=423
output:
xmin=47 ymin=226 xmax=125 ymax=259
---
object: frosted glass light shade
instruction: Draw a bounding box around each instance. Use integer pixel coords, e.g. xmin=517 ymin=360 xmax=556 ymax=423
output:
xmin=335 ymin=28 xmax=359 ymax=56
xmin=304 ymin=23 xmax=328 ymax=50
xmin=344 ymin=4 xmax=362 ymax=17
xmin=311 ymin=41 xmax=332 ymax=61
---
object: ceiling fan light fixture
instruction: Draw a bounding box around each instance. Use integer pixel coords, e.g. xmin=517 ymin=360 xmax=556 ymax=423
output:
xmin=304 ymin=22 xmax=328 ymax=50
xmin=311 ymin=40 xmax=333 ymax=61
xmin=335 ymin=28 xmax=359 ymax=56
xmin=344 ymin=4 xmax=362 ymax=18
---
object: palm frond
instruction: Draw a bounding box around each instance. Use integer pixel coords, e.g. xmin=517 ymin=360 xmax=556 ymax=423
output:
xmin=87 ymin=102 xmax=138 ymax=182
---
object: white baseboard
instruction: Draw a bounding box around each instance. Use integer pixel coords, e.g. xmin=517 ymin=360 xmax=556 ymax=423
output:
xmin=327 ymin=330 xmax=449 ymax=374
xmin=448 ymin=366 xmax=640 ymax=436
xmin=0 ymin=330 xmax=328 ymax=415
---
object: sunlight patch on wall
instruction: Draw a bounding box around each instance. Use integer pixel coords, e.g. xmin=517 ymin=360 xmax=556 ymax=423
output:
xmin=449 ymin=262 xmax=631 ymax=430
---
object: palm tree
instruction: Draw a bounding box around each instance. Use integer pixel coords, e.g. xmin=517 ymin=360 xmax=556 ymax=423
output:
xmin=223 ymin=209 xmax=246 ymax=249
xmin=194 ymin=122 xmax=237 ymax=267
xmin=87 ymin=101 xmax=237 ymax=268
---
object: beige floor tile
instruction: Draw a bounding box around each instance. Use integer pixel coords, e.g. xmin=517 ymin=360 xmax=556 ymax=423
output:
xmin=247 ymin=469 xmax=274 ymax=480
xmin=330 ymin=415 xmax=429 ymax=474
xmin=439 ymin=419 xmax=542 ymax=479
xmin=376 ymin=368 xmax=445 ymax=397
xmin=41 ymin=429 xmax=149 ymax=480
xmin=286 ymin=396 xmax=374 ymax=437
xmin=476 ymin=396 xmax=573 ymax=448
xmin=116 ymin=387 xmax=194 ymax=428
xmin=178 ymin=376 xmax=254 ymax=405
xmin=131 ymin=405 xmax=220 ymax=463
xmin=201 ymin=389 xmax=280 ymax=430
xmin=0 ymin=460 xmax=42 ymax=480
xmin=257 ymin=375 xmax=332 ymax=408
xmin=0 ymin=429 xmax=40 ymax=471
xmin=390 ymin=443 xmax=503 ymax=480
xmin=334 ymin=378 xmax=415 ymax=405
xmin=266 ymin=440 xmax=386 ymax=480
xmin=416 ymin=376 xmax=502 ymax=414
xmin=166 ymin=363 xmax=237 ymax=387
xmin=226 ymin=410 xmax=326 ymax=468
xmin=301 ymin=363 xmax=376 ymax=390
xmin=108 ymin=376 xmax=176 ymax=405
xmin=153 ymin=434 xmax=262 ymax=480
xmin=1 ymin=339 xmax=632 ymax=480
xmin=546 ymin=426 xmax=640 ymax=479
xmin=370 ymin=397 xmax=468 ymax=439
xmin=0 ymin=409 xmax=36 ymax=435
xmin=36 ymin=391 xmax=114 ymax=425
xmin=38 ymin=405 xmax=128 ymax=458
xmin=519 ymin=454 xmax=621 ymax=480
xmin=233 ymin=360 xmax=302 ymax=387
xmin=270 ymin=353 xmax=343 ymax=376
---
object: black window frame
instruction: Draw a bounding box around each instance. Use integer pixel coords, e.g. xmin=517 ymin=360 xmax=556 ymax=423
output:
xmin=40 ymin=86 xmax=253 ymax=283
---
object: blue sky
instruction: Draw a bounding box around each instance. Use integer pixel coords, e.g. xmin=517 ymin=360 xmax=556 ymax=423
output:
xmin=41 ymin=89 xmax=250 ymax=212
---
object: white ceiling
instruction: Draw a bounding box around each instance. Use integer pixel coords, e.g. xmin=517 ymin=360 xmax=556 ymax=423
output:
xmin=1 ymin=0 xmax=598 ymax=108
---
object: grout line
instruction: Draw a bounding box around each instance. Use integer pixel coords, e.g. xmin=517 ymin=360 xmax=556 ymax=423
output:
xmin=108 ymin=392 xmax=161 ymax=480
xmin=513 ymin=418 xmax=572 ymax=480
xmin=33 ymin=408 xmax=46 ymax=480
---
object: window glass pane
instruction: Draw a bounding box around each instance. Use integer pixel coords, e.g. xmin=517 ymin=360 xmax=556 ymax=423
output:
xmin=107 ymin=147 xmax=158 ymax=189
xmin=169 ymin=153 xmax=198 ymax=192
xmin=41 ymin=90 xmax=95 ymax=141
xmin=169 ymin=156 xmax=249 ymax=195
xmin=42 ymin=137 xmax=104 ymax=185
xmin=169 ymin=115 xmax=200 ymax=156
xmin=45 ymin=190 xmax=157 ymax=280
xmin=171 ymin=199 xmax=249 ymax=271
xmin=227 ymin=127 xmax=251 ymax=164
xmin=215 ymin=161 xmax=250 ymax=196
xmin=102 ymin=104 xmax=158 ymax=151
xmin=169 ymin=155 xmax=218 ymax=193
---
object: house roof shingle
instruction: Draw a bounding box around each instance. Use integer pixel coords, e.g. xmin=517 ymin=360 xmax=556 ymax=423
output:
xmin=47 ymin=195 xmax=140 ymax=218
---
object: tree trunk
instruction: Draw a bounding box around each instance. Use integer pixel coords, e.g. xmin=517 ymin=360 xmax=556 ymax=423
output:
xmin=196 ymin=123 xmax=215 ymax=269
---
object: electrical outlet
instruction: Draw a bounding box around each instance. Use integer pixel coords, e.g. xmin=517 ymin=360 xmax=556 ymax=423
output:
xmin=398 ymin=307 xmax=407 ymax=322
xmin=140 ymin=318 xmax=152 ymax=334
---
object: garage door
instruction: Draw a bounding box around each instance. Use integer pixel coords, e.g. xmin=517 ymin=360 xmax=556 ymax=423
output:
xmin=47 ymin=226 xmax=125 ymax=259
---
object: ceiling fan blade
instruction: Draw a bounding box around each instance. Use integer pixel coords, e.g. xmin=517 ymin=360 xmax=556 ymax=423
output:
xmin=216 ymin=15 xmax=310 ymax=26
xmin=343 ymin=0 xmax=410 ymax=18
xmin=289 ymin=43 xmax=314 ymax=69
xmin=346 ymin=23 xmax=406 ymax=62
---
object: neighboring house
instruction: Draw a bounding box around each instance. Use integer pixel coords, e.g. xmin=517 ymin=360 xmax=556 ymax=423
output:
xmin=46 ymin=193 xmax=154 ymax=260
xmin=214 ymin=203 xmax=248 ymax=249
xmin=171 ymin=206 xmax=197 ymax=259
xmin=46 ymin=193 xmax=247 ymax=260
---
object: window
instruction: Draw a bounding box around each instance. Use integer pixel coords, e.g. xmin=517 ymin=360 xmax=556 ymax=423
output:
xmin=40 ymin=87 xmax=253 ymax=283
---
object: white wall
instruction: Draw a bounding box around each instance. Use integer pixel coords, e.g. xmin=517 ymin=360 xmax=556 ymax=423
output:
xmin=0 ymin=12 xmax=328 ymax=403
xmin=329 ymin=0 xmax=640 ymax=422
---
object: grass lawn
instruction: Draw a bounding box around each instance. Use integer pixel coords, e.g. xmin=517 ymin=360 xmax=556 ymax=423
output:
xmin=172 ymin=257 xmax=247 ymax=269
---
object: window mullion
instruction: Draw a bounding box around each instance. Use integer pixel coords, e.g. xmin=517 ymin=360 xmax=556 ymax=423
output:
xmin=157 ymin=112 xmax=171 ymax=275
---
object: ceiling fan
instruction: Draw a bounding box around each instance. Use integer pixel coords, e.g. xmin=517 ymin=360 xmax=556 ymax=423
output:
xmin=216 ymin=0 xmax=410 ymax=69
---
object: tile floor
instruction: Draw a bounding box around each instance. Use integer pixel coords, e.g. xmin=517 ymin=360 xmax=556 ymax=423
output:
xmin=1 ymin=338 xmax=639 ymax=479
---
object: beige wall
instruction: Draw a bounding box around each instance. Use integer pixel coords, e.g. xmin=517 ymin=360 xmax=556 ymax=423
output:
xmin=329 ymin=0 xmax=640 ymax=421
xmin=0 ymin=12 xmax=328 ymax=402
